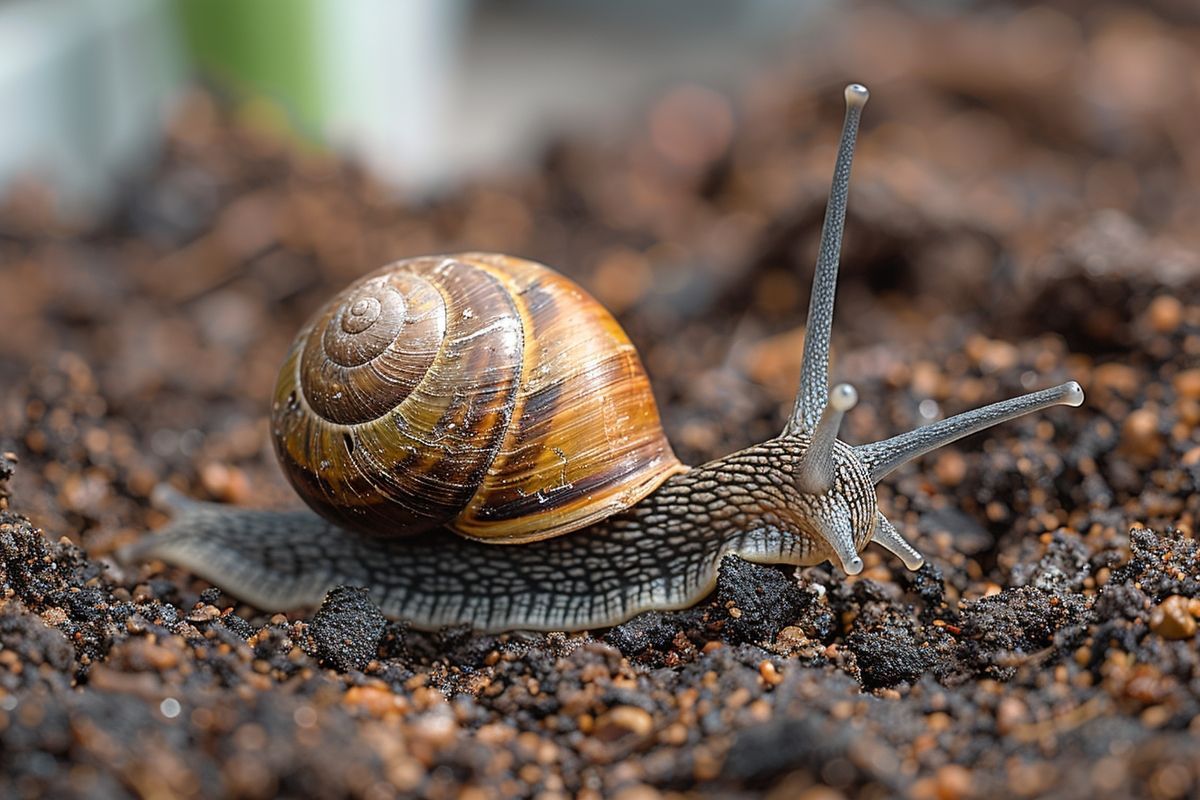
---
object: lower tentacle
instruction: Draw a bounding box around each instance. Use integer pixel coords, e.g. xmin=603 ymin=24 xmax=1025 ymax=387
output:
xmin=870 ymin=511 xmax=925 ymax=570
xmin=808 ymin=495 xmax=864 ymax=575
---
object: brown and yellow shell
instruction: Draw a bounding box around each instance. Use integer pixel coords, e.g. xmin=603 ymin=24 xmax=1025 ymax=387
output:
xmin=270 ymin=253 xmax=687 ymax=543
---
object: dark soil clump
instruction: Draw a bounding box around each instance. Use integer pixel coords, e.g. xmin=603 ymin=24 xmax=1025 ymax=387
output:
xmin=308 ymin=586 xmax=387 ymax=672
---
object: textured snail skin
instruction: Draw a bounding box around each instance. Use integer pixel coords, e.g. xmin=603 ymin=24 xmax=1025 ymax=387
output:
xmin=137 ymin=437 xmax=874 ymax=632
xmin=129 ymin=84 xmax=1086 ymax=632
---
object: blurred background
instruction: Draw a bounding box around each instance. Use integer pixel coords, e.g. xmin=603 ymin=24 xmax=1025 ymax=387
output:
xmin=0 ymin=0 xmax=816 ymax=213
xmin=1 ymin=0 xmax=1198 ymax=538
xmin=3 ymin=0 xmax=1196 ymax=229
xmin=4 ymin=7 xmax=1200 ymax=796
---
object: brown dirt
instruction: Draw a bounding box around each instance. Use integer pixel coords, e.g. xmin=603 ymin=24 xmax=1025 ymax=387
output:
xmin=2 ymin=4 xmax=1199 ymax=799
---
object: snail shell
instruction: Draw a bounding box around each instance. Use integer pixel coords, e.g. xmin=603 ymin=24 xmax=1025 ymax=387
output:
xmin=270 ymin=253 xmax=686 ymax=543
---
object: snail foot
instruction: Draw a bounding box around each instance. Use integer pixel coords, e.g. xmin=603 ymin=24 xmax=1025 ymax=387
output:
xmin=151 ymin=483 xmax=201 ymax=514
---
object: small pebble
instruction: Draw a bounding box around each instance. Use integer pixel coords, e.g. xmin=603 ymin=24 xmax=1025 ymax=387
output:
xmin=1174 ymin=369 xmax=1200 ymax=401
xmin=159 ymin=697 xmax=182 ymax=719
xmin=1145 ymin=295 xmax=1183 ymax=333
xmin=758 ymin=660 xmax=783 ymax=686
xmin=934 ymin=764 xmax=974 ymax=800
xmin=611 ymin=786 xmax=663 ymax=800
xmin=934 ymin=450 xmax=967 ymax=487
xmin=1120 ymin=408 xmax=1161 ymax=457
xmin=995 ymin=697 xmax=1028 ymax=735
xmin=594 ymin=706 xmax=654 ymax=742
xmin=1150 ymin=596 xmax=1197 ymax=640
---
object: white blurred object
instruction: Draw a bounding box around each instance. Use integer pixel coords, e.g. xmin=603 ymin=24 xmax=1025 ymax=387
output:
xmin=0 ymin=0 xmax=182 ymax=219
xmin=315 ymin=0 xmax=469 ymax=191
xmin=439 ymin=0 xmax=823 ymax=186
xmin=0 ymin=0 xmax=822 ymax=211
xmin=313 ymin=0 xmax=822 ymax=193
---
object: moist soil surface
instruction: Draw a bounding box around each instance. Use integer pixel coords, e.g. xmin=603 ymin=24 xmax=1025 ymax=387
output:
xmin=2 ymin=6 xmax=1200 ymax=799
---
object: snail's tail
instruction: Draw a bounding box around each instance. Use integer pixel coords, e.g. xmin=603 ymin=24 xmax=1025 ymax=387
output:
xmin=113 ymin=484 xmax=205 ymax=565
xmin=117 ymin=485 xmax=349 ymax=612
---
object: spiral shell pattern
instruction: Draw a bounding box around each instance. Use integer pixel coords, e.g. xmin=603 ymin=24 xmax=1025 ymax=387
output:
xmin=271 ymin=253 xmax=686 ymax=543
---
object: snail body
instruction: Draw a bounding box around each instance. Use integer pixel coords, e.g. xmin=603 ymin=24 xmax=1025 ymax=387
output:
xmin=145 ymin=436 xmax=875 ymax=630
xmin=131 ymin=85 xmax=1084 ymax=632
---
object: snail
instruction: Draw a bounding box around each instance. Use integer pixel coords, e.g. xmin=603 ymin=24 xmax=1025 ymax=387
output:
xmin=126 ymin=84 xmax=1084 ymax=632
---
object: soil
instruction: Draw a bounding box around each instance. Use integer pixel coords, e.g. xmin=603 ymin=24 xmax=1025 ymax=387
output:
xmin=2 ymin=5 xmax=1200 ymax=799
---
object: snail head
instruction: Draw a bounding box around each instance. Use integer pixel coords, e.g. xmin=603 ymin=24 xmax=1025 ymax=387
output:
xmin=769 ymin=83 xmax=1082 ymax=576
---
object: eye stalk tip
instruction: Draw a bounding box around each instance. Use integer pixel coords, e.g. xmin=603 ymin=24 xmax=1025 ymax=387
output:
xmin=1062 ymin=381 xmax=1085 ymax=407
xmin=829 ymin=383 xmax=858 ymax=413
xmin=842 ymin=554 xmax=864 ymax=575
xmin=844 ymin=83 xmax=869 ymax=108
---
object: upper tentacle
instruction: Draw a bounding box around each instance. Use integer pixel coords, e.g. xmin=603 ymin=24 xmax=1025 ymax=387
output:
xmin=785 ymin=84 xmax=869 ymax=435
xmin=854 ymin=381 xmax=1084 ymax=484
xmin=795 ymin=383 xmax=857 ymax=494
